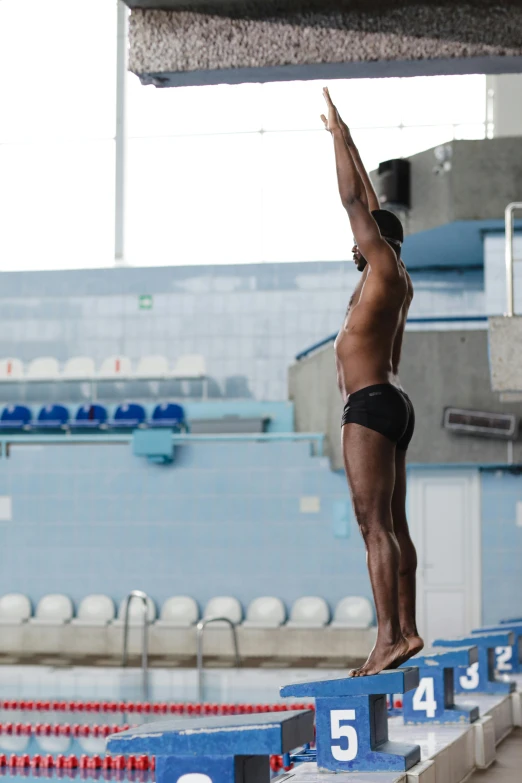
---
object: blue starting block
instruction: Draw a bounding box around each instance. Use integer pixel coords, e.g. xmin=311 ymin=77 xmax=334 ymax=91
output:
xmin=400 ymin=647 xmax=480 ymax=725
xmin=433 ymin=632 xmax=516 ymax=695
xmin=107 ymin=711 xmax=314 ymax=783
xmin=280 ymin=669 xmax=421 ymax=773
xmin=472 ymin=622 xmax=522 ymax=674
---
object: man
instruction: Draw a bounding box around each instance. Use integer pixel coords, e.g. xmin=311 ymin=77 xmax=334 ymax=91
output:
xmin=321 ymin=87 xmax=423 ymax=676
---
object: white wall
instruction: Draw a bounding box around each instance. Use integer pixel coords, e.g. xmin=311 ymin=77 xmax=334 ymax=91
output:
xmin=484 ymin=234 xmax=522 ymax=316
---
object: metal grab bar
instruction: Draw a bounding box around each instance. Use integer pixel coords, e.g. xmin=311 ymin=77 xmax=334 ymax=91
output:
xmin=505 ymin=202 xmax=522 ymax=317
xmin=196 ymin=617 xmax=240 ymax=703
xmin=121 ymin=590 xmax=150 ymax=701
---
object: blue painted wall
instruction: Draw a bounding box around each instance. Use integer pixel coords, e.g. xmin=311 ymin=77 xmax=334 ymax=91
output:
xmin=0 ymin=440 xmax=365 ymax=615
xmin=0 ymin=263 xmax=484 ymax=402
xmin=481 ymin=469 xmax=522 ymax=625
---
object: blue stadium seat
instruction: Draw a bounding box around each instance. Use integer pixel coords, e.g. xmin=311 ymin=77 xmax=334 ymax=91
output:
xmin=111 ymin=403 xmax=146 ymax=428
xmin=36 ymin=404 xmax=69 ymax=429
xmin=72 ymin=404 xmax=108 ymax=429
xmin=0 ymin=405 xmax=32 ymax=430
xmin=149 ymin=403 xmax=186 ymax=431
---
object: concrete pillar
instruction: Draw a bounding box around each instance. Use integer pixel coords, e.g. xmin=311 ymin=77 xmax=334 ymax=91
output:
xmin=487 ymin=74 xmax=522 ymax=137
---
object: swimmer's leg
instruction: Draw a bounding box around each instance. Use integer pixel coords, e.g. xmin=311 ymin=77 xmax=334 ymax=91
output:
xmin=342 ymin=422 xmax=409 ymax=676
xmin=392 ymin=448 xmax=424 ymax=659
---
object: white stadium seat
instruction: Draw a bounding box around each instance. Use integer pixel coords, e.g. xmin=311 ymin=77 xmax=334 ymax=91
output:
xmin=243 ymin=596 xmax=286 ymax=628
xmin=26 ymin=357 xmax=60 ymax=380
xmin=0 ymin=358 xmax=24 ymax=381
xmin=203 ymin=596 xmax=242 ymax=626
xmin=156 ymin=596 xmax=199 ymax=628
xmin=112 ymin=596 xmax=157 ymax=626
xmin=71 ymin=594 xmax=115 ymax=626
xmin=29 ymin=594 xmax=73 ymax=625
xmin=171 ymin=354 xmax=207 ymax=379
xmin=98 ymin=355 xmax=132 ymax=379
xmin=62 ymin=356 xmax=96 ymax=380
xmin=135 ymin=355 xmax=169 ymax=379
xmin=0 ymin=593 xmax=32 ymax=625
xmin=331 ymin=596 xmax=374 ymax=629
xmin=286 ymin=596 xmax=330 ymax=628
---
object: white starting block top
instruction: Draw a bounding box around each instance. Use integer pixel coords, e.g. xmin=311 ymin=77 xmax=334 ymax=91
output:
xmin=388 ymin=717 xmax=475 ymax=783
xmin=460 ymin=692 xmax=515 ymax=744
xmin=279 ymin=761 xmax=410 ymax=783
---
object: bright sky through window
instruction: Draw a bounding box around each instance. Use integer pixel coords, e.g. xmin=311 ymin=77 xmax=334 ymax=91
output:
xmin=0 ymin=0 xmax=487 ymax=270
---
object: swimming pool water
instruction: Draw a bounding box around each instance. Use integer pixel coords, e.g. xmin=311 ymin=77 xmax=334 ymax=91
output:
xmin=0 ymin=667 xmax=344 ymax=705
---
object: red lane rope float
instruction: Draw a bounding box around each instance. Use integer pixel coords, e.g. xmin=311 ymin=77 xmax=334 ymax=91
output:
xmin=0 ymin=723 xmax=133 ymax=737
xmin=1 ymin=701 xmax=314 ymax=715
xmin=0 ymin=754 xmax=156 ymax=771
xmin=0 ymin=750 xmax=287 ymax=777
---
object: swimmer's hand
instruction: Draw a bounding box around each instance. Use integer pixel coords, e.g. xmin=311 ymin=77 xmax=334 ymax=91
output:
xmin=321 ymin=87 xmax=354 ymax=149
xmin=321 ymin=87 xmax=343 ymax=134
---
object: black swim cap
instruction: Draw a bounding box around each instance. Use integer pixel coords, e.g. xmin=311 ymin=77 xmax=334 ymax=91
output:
xmin=371 ymin=209 xmax=404 ymax=245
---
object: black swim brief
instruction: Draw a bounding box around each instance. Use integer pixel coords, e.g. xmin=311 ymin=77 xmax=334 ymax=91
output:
xmin=341 ymin=383 xmax=415 ymax=451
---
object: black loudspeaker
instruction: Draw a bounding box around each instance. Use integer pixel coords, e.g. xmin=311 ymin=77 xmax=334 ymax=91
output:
xmin=376 ymin=158 xmax=411 ymax=210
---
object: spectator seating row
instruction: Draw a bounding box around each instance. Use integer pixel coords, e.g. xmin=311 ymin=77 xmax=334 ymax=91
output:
xmin=0 ymin=403 xmax=187 ymax=431
xmin=0 ymin=355 xmax=207 ymax=382
xmin=0 ymin=594 xmax=374 ymax=630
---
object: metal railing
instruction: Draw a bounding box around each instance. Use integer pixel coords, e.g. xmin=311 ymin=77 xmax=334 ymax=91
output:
xmin=505 ymin=202 xmax=522 ymax=317
xmin=121 ymin=590 xmax=150 ymax=702
xmin=196 ymin=617 xmax=240 ymax=703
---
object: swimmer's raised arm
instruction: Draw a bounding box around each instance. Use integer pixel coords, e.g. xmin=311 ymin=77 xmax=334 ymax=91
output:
xmin=339 ymin=119 xmax=380 ymax=213
xmin=320 ymin=88 xmax=380 ymax=211
xmin=321 ymin=87 xmax=398 ymax=278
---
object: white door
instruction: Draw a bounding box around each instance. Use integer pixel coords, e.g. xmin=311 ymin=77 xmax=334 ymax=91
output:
xmin=408 ymin=469 xmax=481 ymax=644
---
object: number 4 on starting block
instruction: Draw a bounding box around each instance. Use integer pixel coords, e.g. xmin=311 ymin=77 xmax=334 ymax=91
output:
xmin=280 ymin=669 xmax=421 ymax=772
xmin=401 ymin=647 xmax=480 ymax=724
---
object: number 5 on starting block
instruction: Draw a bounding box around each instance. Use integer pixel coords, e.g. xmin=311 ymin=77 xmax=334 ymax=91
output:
xmin=281 ymin=669 xmax=421 ymax=772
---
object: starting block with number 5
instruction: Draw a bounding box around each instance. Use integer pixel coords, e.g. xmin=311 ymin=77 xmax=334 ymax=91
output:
xmin=433 ymin=632 xmax=516 ymax=695
xmin=401 ymin=647 xmax=480 ymax=724
xmin=472 ymin=622 xmax=522 ymax=674
xmin=281 ymin=669 xmax=421 ymax=773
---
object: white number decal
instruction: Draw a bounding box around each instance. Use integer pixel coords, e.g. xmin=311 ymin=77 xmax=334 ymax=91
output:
xmin=412 ymin=677 xmax=437 ymax=718
xmin=330 ymin=709 xmax=358 ymax=762
xmin=495 ymin=646 xmax=513 ymax=672
xmin=459 ymin=661 xmax=480 ymax=690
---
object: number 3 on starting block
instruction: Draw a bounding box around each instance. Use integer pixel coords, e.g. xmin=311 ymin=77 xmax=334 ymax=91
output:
xmin=459 ymin=662 xmax=480 ymax=690
xmin=330 ymin=710 xmax=358 ymax=762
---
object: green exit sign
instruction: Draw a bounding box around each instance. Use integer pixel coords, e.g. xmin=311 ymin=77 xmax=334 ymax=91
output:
xmin=139 ymin=294 xmax=153 ymax=310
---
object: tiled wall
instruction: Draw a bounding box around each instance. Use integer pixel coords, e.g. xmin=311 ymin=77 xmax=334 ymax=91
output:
xmin=481 ymin=469 xmax=522 ymax=625
xmin=0 ymin=263 xmax=484 ymax=401
xmin=2 ymin=438 xmax=521 ymax=625
xmin=0 ymin=439 xmax=366 ymax=615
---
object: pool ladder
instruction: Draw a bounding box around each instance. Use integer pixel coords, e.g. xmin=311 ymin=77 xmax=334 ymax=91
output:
xmin=121 ymin=590 xmax=150 ymax=702
xmin=196 ymin=617 xmax=241 ymax=703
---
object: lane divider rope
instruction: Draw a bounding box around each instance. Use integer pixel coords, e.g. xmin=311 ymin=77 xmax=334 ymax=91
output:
xmin=0 ymin=702 xmax=314 ymax=715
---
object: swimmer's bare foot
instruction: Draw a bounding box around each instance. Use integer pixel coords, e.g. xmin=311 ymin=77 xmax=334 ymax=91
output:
xmin=405 ymin=634 xmax=424 ymax=658
xmin=349 ymin=636 xmax=410 ymax=677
